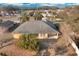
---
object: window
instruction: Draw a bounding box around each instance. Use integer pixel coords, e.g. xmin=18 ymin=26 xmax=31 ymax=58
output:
xmin=38 ymin=33 xmax=48 ymax=39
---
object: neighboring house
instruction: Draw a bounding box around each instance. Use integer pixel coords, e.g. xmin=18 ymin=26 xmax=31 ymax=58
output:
xmin=56 ymin=9 xmax=64 ymax=13
xmin=53 ymin=18 xmax=62 ymax=22
xmin=29 ymin=17 xmax=35 ymax=21
xmin=41 ymin=13 xmax=47 ymax=17
xmin=42 ymin=17 xmax=48 ymax=21
xmin=13 ymin=20 xmax=60 ymax=39
xmin=0 ymin=10 xmax=21 ymax=16
xmin=0 ymin=20 xmax=15 ymax=33
xmin=9 ymin=17 xmax=21 ymax=23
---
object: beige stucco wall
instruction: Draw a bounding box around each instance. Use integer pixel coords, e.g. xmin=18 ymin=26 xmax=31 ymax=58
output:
xmin=13 ymin=33 xmax=22 ymax=39
xmin=13 ymin=33 xmax=48 ymax=39
xmin=13 ymin=33 xmax=59 ymax=39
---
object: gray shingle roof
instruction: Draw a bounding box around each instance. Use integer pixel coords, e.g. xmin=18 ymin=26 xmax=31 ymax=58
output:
xmin=13 ymin=21 xmax=59 ymax=34
xmin=0 ymin=20 xmax=15 ymax=29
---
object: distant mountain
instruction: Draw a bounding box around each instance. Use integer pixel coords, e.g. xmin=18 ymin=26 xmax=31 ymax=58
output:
xmin=0 ymin=3 xmax=79 ymax=7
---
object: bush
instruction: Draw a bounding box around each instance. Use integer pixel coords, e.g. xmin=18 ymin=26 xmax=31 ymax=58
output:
xmin=17 ymin=34 xmax=40 ymax=51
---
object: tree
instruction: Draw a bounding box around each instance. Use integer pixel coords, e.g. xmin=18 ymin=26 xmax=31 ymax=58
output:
xmin=34 ymin=12 xmax=43 ymax=20
xmin=20 ymin=13 xmax=29 ymax=23
xmin=17 ymin=34 xmax=40 ymax=51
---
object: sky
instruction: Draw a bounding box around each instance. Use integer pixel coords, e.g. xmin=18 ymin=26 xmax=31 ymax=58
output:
xmin=0 ymin=0 xmax=79 ymax=3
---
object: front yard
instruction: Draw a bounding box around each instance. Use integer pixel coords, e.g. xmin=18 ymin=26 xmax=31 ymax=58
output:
xmin=0 ymin=34 xmax=77 ymax=56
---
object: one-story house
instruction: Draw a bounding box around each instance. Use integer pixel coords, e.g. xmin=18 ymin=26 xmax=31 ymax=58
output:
xmin=13 ymin=20 xmax=60 ymax=39
xmin=0 ymin=20 xmax=15 ymax=33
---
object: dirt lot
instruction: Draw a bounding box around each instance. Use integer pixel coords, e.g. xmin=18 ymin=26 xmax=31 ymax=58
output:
xmin=0 ymin=35 xmax=77 ymax=56
xmin=0 ymin=40 xmax=37 ymax=56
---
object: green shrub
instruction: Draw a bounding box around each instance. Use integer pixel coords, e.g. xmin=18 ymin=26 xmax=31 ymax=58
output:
xmin=17 ymin=34 xmax=39 ymax=51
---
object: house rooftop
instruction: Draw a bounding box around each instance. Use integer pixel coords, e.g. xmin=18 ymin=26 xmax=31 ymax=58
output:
xmin=0 ymin=20 xmax=15 ymax=28
xmin=13 ymin=20 xmax=59 ymax=34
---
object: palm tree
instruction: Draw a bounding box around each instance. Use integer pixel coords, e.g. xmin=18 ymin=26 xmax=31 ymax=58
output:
xmin=20 ymin=13 xmax=29 ymax=23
